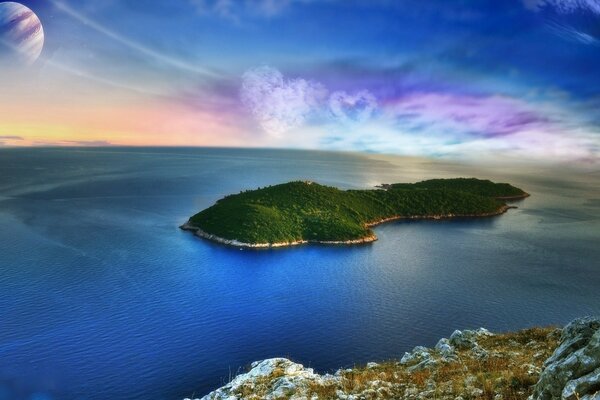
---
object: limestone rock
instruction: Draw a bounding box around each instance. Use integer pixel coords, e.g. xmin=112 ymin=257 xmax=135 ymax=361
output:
xmin=401 ymin=346 xmax=431 ymax=365
xmin=449 ymin=328 xmax=493 ymax=350
xmin=435 ymin=338 xmax=457 ymax=361
xmin=531 ymin=316 xmax=600 ymax=400
xmin=401 ymin=346 xmax=437 ymax=371
xmin=190 ymin=358 xmax=323 ymax=400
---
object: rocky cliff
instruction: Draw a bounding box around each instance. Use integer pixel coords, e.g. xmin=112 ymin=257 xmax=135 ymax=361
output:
xmin=187 ymin=317 xmax=599 ymax=400
xmin=531 ymin=317 xmax=600 ymax=400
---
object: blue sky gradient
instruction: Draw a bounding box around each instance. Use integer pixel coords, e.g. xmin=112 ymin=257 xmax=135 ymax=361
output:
xmin=0 ymin=0 xmax=598 ymax=162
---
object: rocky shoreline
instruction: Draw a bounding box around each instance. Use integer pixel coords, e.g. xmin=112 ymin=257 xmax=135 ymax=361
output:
xmin=495 ymin=193 xmax=531 ymax=200
xmin=179 ymin=222 xmax=378 ymax=248
xmin=187 ymin=316 xmax=600 ymax=400
xmin=180 ymin=204 xmax=516 ymax=249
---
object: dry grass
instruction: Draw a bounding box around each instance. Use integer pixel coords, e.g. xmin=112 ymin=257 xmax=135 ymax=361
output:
xmin=304 ymin=326 xmax=560 ymax=400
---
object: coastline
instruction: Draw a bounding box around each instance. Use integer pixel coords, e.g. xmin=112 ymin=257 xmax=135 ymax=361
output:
xmin=180 ymin=203 xmax=518 ymax=249
xmin=495 ymin=192 xmax=530 ymax=200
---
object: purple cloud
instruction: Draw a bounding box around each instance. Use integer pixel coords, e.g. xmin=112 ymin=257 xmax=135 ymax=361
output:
xmin=329 ymin=90 xmax=377 ymax=124
xmin=385 ymin=92 xmax=550 ymax=137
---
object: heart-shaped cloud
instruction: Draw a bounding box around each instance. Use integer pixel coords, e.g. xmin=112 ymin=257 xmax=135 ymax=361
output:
xmin=329 ymin=90 xmax=377 ymax=124
xmin=240 ymin=66 xmax=326 ymax=136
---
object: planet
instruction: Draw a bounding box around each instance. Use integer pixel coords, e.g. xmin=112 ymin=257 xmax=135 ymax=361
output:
xmin=0 ymin=2 xmax=44 ymax=65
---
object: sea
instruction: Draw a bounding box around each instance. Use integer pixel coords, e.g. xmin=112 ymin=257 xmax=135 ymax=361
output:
xmin=0 ymin=147 xmax=598 ymax=400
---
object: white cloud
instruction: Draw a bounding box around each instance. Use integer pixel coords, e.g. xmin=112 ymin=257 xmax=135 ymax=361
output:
xmin=329 ymin=90 xmax=377 ymax=125
xmin=240 ymin=66 xmax=326 ymax=136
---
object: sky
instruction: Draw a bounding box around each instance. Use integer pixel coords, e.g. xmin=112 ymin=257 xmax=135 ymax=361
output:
xmin=0 ymin=0 xmax=599 ymax=164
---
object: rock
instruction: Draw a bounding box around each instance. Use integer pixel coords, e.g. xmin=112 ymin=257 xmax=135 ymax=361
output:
xmin=401 ymin=345 xmax=438 ymax=371
xmin=464 ymin=375 xmax=477 ymax=386
xmin=400 ymin=346 xmax=437 ymax=372
xmin=409 ymin=358 xmax=438 ymax=372
xmin=449 ymin=328 xmax=492 ymax=350
xmin=193 ymin=358 xmax=321 ymax=400
xmin=401 ymin=346 xmax=431 ymax=364
xmin=531 ymin=316 xmax=600 ymax=400
xmin=524 ymin=363 xmax=541 ymax=376
xmin=435 ymin=338 xmax=457 ymax=361
xmin=468 ymin=387 xmax=484 ymax=397
xmin=471 ymin=345 xmax=489 ymax=360
xmin=189 ymin=322 xmax=574 ymax=400
xmin=449 ymin=330 xmax=473 ymax=349
xmin=563 ymin=368 xmax=600 ymax=400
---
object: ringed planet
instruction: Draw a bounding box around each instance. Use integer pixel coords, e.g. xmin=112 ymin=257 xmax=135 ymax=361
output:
xmin=0 ymin=1 xmax=44 ymax=65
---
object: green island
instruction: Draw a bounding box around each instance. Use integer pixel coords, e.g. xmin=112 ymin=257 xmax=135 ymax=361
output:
xmin=181 ymin=178 xmax=529 ymax=248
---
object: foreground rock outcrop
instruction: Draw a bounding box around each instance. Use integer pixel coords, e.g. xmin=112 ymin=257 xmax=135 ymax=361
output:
xmin=531 ymin=317 xmax=600 ymax=400
xmin=187 ymin=317 xmax=600 ymax=400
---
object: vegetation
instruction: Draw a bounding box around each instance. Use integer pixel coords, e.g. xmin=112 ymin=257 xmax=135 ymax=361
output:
xmin=196 ymin=326 xmax=560 ymax=400
xmin=186 ymin=178 xmax=528 ymax=245
xmin=302 ymin=326 xmax=559 ymax=400
xmin=385 ymin=178 xmax=528 ymax=198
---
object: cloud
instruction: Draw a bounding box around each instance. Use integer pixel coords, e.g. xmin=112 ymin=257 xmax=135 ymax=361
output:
xmin=547 ymin=20 xmax=600 ymax=44
xmin=190 ymin=0 xmax=238 ymax=20
xmin=63 ymin=140 xmax=113 ymax=146
xmin=189 ymin=0 xmax=292 ymax=21
xmin=0 ymin=135 xmax=24 ymax=146
xmin=385 ymin=92 xmax=550 ymax=138
xmin=240 ymin=66 xmax=326 ymax=136
xmin=190 ymin=0 xmax=323 ymax=20
xmin=524 ymin=0 xmax=600 ymax=44
xmin=30 ymin=140 xmax=113 ymax=147
xmin=523 ymin=0 xmax=600 ymax=14
xmin=51 ymin=0 xmax=217 ymax=77
xmin=300 ymin=116 xmax=598 ymax=164
xmin=329 ymin=90 xmax=377 ymax=125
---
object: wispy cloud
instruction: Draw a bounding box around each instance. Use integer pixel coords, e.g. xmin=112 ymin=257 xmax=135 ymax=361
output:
xmin=30 ymin=140 xmax=114 ymax=147
xmin=62 ymin=140 xmax=113 ymax=146
xmin=190 ymin=0 xmax=324 ymax=20
xmin=385 ymin=93 xmax=550 ymax=138
xmin=0 ymin=135 xmax=24 ymax=147
xmin=546 ymin=20 xmax=600 ymax=44
xmin=51 ymin=0 xmax=218 ymax=77
xmin=524 ymin=0 xmax=600 ymax=14
xmin=524 ymin=0 xmax=600 ymax=44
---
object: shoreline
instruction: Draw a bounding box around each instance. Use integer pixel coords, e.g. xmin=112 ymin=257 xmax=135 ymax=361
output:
xmin=495 ymin=192 xmax=530 ymax=200
xmin=180 ymin=204 xmax=517 ymax=249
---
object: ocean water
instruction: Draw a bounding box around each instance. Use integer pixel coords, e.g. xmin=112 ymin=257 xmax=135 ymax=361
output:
xmin=0 ymin=147 xmax=598 ymax=400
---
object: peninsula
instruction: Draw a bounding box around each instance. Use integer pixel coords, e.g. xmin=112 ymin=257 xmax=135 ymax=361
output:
xmin=181 ymin=178 xmax=529 ymax=248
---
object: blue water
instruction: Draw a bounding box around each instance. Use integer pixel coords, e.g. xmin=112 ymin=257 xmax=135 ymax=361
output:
xmin=0 ymin=147 xmax=599 ymax=400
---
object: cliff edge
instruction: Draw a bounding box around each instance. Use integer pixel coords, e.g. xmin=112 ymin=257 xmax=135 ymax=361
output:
xmin=186 ymin=317 xmax=599 ymax=400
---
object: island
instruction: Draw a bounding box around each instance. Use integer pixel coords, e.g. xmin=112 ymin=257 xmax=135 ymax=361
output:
xmin=180 ymin=178 xmax=529 ymax=248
